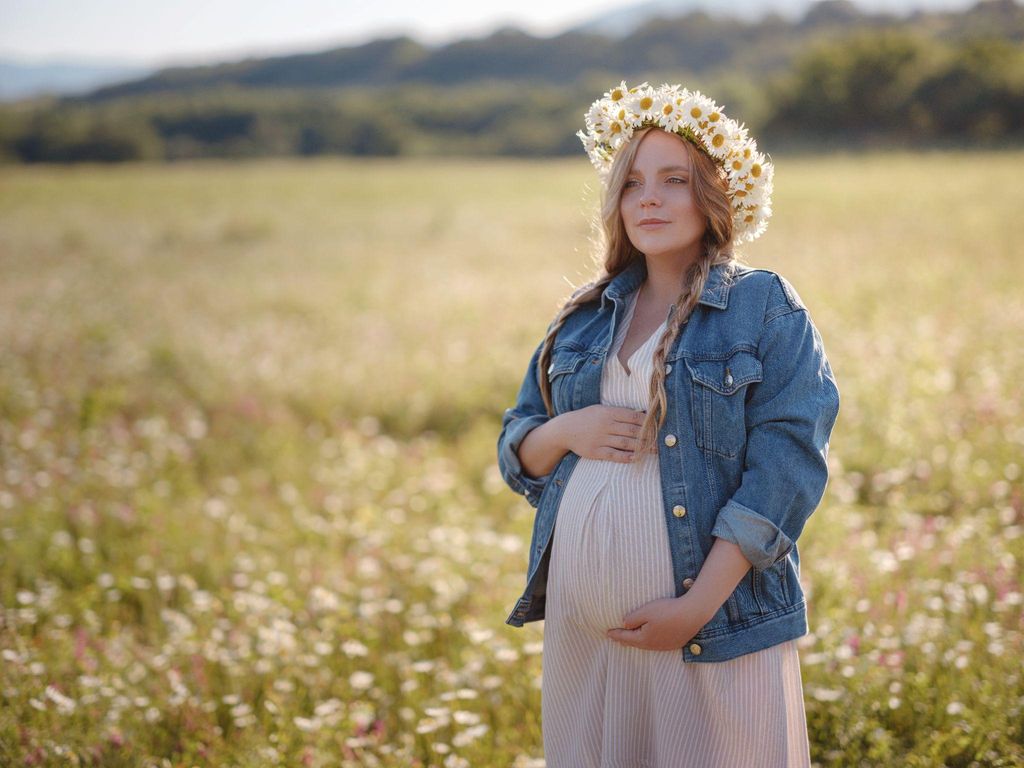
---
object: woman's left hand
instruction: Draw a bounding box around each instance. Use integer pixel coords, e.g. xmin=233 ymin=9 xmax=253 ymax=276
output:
xmin=606 ymin=595 xmax=712 ymax=651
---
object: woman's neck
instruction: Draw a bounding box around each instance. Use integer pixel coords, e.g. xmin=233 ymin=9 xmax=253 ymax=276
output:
xmin=642 ymin=253 xmax=699 ymax=309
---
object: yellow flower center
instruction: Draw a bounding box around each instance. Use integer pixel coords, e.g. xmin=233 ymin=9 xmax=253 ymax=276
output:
xmin=751 ymin=164 xmax=762 ymax=177
xmin=744 ymin=214 xmax=754 ymax=222
xmin=709 ymin=112 xmax=720 ymax=122
xmin=732 ymin=160 xmax=742 ymax=170
xmin=712 ymin=134 xmax=725 ymax=148
xmin=690 ymin=107 xmax=702 ymax=118
xmin=743 ymin=148 xmax=752 ymax=158
xmin=611 ymin=88 xmax=625 ymax=101
xmin=610 ymin=123 xmax=622 ymax=134
xmin=745 ymin=182 xmax=754 ymax=190
xmin=662 ymin=104 xmax=674 ymax=115
xmin=640 ymin=96 xmax=653 ymax=110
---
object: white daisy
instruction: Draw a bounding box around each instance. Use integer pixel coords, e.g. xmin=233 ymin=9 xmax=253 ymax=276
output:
xmin=584 ymin=101 xmax=606 ymax=131
xmin=625 ymin=84 xmax=659 ymax=124
xmin=602 ymin=80 xmax=631 ymax=104
xmin=656 ymin=94 xmax=688 ymax=131
xmin=608 ymin=121 xmax=635 ymax=150
xmin=681 ymin=91 xmax=719 ymax=127
xmin=725 ymin=138 xmax=758 ymax=178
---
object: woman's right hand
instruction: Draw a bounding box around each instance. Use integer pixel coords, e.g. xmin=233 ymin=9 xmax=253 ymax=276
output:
xmin=556 ymin=405 xmax=647 ymax=463
xmin=518 ymin=405 xmax=647 ymax=480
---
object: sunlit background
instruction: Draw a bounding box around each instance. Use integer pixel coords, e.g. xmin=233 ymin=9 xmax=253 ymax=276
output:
xmin=1 ymin=1 xmax=1022 ymax=766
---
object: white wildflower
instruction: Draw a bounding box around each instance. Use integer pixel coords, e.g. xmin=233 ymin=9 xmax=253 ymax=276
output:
xmin=349 ymin=671 xmax=374 ymax=690
xmin=44 ymin=685 xmax=76 ymax=714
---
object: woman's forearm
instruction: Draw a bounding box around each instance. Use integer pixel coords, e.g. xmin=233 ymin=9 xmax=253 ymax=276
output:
xmin=687 ymin=538 xmax=754 ymax=622
xmin=517 ymin=415 xmax=569 ymax=479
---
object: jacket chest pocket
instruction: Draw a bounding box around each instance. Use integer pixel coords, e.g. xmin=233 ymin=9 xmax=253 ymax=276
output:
xmin=547 ymin=347 xmax=588 ymax=414
xmin=684 ymin=350 xmax=763 ymax=459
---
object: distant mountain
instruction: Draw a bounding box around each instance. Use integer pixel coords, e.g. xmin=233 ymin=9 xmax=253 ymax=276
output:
xmin=569 ymin=0 xmax=983 ymax=35
xmin=566 ymin=0 xmax=977 ymax=35
xmin=0 ymin=58 xmax=153 ymax=102
xmin=568 ymin=0 xmax=816 ymax=36
xmin=69 ymin=0 xmax=1021 ymax=104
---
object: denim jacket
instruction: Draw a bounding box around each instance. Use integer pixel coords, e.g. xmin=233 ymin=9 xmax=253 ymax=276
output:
xmin=497 ymin=258 xmax=840 ymax=663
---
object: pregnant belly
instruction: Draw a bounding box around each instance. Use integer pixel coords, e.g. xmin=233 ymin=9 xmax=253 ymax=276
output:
xmin=548 ymin=455 xmax=677 ymax=632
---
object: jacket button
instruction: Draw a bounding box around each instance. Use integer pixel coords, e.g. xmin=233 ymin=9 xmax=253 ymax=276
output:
xmin=689 ymin=643 xmax=702 ymax=655
xmin=672 ymin=505 xmax=687 ymax=518
xmin=665 ymin=363 xmax=673 ymax=374
xmin=724 ymin=373 xmax=734 ymax=387
xmin=547 ymin=363 xmax=554 ymax=374
xmin=682 ymin=577 xmax=695 ymax=589
xmin=664 ymin=434 xmax=677 ymax=447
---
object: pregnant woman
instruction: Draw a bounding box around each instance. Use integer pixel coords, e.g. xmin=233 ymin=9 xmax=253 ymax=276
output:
xmin=497 ymin=81 xmax=841 ymax=767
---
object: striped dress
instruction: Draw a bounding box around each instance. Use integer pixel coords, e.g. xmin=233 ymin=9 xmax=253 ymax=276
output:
xmin=541 ymin=288 xmax=812 ymax=768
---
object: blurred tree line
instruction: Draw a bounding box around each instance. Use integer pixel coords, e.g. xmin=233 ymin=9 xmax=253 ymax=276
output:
xmin=1 ymin=7 xmax=1022 ymax=163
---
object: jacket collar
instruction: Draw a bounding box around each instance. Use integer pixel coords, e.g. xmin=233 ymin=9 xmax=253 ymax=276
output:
xmin=600 ymin=258 xmax=733 ymax=312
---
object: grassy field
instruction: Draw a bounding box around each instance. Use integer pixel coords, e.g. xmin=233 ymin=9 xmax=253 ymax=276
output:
xmin=1 ymin=150 xmax=1022 ymax=767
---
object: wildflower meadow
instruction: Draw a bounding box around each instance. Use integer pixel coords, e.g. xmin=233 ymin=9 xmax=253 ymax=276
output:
xmin=1 ymin=151 xmax=1022 ymax=766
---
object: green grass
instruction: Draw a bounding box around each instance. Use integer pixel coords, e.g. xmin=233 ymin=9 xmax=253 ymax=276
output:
xmin=1 ymin=151 xmax=1022 ymax=767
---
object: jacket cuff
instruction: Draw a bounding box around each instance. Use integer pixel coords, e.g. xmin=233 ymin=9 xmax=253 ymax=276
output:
xmin=711 ymin=498 xmax=795 ymax=573
xmin=498 ymin=413 xmax=552 ymax=507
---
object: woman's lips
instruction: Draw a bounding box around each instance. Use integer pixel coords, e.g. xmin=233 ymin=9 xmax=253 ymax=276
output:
xmin=638 ymin=220 xmax=669 ymax=228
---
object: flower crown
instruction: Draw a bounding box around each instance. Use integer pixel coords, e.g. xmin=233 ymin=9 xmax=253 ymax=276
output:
xmin=576 ymin=81 xmax=774 ymax=244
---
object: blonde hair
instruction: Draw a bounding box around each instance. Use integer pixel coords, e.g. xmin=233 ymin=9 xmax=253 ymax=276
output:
xmin=538 ymin=126 xmax=740 ymax=455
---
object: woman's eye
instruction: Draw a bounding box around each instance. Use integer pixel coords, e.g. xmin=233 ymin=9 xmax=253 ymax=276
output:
xmin=668 ymin=177 xmax=687 ymax=184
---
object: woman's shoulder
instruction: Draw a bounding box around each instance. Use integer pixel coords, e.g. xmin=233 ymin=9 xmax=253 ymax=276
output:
xmin=536 ymin=282 xmax=603 ymax=350
xmin=723 ymin=263 xmax=810 ymax=320
xmin=550 ymin=279 xmax=606 ymax=322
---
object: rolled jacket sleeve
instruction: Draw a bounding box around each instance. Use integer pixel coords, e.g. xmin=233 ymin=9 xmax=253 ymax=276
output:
xmin=711 ymin=303 xmax=840 ymax=573
xmin=497 ymin=338 xmax=554 ymax=508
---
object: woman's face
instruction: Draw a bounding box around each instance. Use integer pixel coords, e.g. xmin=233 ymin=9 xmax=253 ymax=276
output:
xmin=619 ymin=129 xmax=707 ymax=268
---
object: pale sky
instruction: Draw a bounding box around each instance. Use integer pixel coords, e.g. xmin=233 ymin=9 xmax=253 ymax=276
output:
xmin=0 ymin=0 xmax=628 ymax=66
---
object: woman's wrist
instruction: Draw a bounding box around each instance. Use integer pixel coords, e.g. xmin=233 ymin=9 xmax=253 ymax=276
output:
xmin=530 ymin=413 xmax=570 ymax=454
xmin=519 ymin=414 xmax=570 ymax=479
xmin=683 ymin=538 xmax=753 ymax=622
xmin=678 ymin=591 xmax=721 ymax=626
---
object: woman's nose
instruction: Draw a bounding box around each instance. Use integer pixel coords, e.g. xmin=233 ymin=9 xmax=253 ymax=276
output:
xmin=639 ymin=186 xmax=659 ymax=206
